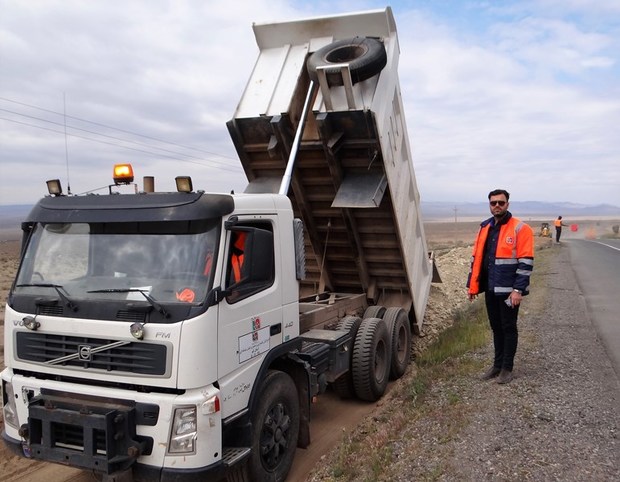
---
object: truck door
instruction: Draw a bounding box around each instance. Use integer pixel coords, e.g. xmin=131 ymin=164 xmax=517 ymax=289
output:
xmin=216 ymin=217 xmax=282 ymax=417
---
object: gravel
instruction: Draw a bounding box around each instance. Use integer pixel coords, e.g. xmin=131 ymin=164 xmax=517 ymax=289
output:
xmin=436 ymin=245 xmax=620 ymax=481
xmin=308 ymin=244 xmax=620 ymax=481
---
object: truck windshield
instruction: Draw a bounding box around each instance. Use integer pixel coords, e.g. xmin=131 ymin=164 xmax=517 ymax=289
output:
xmin=14 ymin=221 xmax=220 ymax=305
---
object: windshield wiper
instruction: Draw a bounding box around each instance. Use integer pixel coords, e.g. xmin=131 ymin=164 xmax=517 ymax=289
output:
xmin=16 ymin=283 xmax=79 ymax=312
xmin=87 ymin=288 xmax=169 ymax=318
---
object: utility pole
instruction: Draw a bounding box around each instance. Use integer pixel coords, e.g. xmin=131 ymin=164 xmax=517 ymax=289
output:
xmin=453 ymin=206 xmax=458 ymax=223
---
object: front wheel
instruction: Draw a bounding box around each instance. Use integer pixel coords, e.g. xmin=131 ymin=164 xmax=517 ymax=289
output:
xmin=246 ymin=370 xmax=300 ymax=482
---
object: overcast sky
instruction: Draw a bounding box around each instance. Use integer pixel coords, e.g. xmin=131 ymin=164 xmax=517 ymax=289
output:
xmin=1 ymin=0 xmax=619 ymax=207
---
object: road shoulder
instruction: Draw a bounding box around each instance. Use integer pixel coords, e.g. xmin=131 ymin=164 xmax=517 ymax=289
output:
xmin=308 ymin=245 xmax=620 ymax=481
xmin=443 ymin=243 xmax=620 ymax=480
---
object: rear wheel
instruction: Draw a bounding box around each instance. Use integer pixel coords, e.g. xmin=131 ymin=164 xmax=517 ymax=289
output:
xmin=352 ymin=317 xmax=391 ymax=402
xmin=383 ymin=307 xmax=412 ymax=379
xmin=332 ymin=315 xmax=362 ymax=399
xmin=246 ymin=370 xmax=299 ymax=482
xmin=363 ymin=305 xmax=385 ymax=320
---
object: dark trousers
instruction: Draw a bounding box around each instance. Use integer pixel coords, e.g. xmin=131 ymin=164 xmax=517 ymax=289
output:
xmin=555 ymin=227 xmax=561 ymax=242
xmin=485 ymin=292 xmax=520 ymax=371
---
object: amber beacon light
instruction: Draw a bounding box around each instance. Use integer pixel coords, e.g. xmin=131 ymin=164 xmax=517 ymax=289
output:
xmin=113 ymin=164 xmax=135 ymax=185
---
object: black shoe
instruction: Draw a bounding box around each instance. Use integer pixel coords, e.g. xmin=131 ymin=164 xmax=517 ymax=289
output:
xmin=496 ymin=369 xmax=514 ymax=384
xmin=480 ymin=366 xmax=501 ymax=380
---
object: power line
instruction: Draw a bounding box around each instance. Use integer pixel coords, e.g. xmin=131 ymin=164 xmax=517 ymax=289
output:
xmin=0 ymin=116 xmax=242 ymax=172
xmin=0 ymin=107 xmax=240 ymax=171
xmin=0 ymin=95 xmax=238 ymax=161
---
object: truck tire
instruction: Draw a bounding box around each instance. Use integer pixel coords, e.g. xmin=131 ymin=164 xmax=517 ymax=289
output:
xmin=352 ymin=317 xmax=391 ymax=402
xmin=331 ymin=315 xmax=362 ymax=399
xmin=246 ymin=370 xmax=300 ymax=482
xmin=383 ymin=307 xmax=411 ymax=380
xmin=363 ymin=305 xmax=386 ymax=320
xmin=307 ymin=36 xmax=387 ymax=87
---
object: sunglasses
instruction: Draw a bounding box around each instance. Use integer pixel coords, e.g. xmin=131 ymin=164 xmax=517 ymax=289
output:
xmin=489 ymin=200 xmax=506 ymax=207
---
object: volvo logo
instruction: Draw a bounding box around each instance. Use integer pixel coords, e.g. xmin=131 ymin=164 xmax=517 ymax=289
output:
xmin=79 ymin=345 xmax=92 ymax=361
xmin=47 ymin=340 xmax=131 ymax=365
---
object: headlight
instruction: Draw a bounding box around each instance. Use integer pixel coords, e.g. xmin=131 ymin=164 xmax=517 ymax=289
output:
xmin=168 ymin=406 xmax=197 ymax=454
xmin=2 ymin=381 xmax=19 ymax=430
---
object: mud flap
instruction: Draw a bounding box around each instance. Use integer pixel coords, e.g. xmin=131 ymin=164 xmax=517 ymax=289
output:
xmin=429 ymin=251 xmax=442 ymax=283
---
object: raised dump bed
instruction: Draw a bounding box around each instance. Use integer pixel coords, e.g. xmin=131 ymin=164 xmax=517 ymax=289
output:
xmin=227 ymin=7 xmax=433 ymax=331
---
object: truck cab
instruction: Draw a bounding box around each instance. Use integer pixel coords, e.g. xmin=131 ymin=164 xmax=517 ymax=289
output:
xmin=3 ymin=180 xmax=309 ymax=480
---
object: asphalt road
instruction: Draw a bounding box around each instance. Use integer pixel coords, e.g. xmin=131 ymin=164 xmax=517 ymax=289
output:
xmin=566 ymin=239 xmax=620 ymax=376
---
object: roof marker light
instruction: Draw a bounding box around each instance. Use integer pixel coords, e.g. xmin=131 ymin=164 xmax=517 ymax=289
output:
xmin=46 ymin=179 xmax=63 ymax=196
xmin=175 ymin=176 xmax=193 ymax=193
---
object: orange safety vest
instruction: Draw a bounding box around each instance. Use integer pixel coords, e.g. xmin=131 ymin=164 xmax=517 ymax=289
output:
xmin=203 ymin=252 xmax=213 ymax=276
xmin=467 ymin=215 xmax=534 ymax=296
xmin=554 ymin=219 xmax=562 ymax=228
xmin=231 ymin=232 xmax=247 ymax=283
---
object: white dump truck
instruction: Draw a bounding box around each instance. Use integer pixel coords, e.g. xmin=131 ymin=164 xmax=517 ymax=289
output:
xmin=2 ymin=7 xmax=434 ymax=482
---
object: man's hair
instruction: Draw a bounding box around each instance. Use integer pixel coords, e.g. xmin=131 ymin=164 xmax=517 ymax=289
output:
xmin=488 ymin=189 xmax=510 ymax=200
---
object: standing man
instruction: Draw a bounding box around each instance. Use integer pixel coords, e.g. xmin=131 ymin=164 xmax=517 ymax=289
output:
xmin=467 ymin=189 xmax=534 ymax=384
xmin=554 ymin=216 xmax=567 ymax=243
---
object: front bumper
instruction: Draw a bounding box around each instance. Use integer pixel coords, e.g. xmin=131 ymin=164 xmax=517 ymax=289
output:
xmin=2 ymin=370 xmax=227 ymax=480
xmin=2 ymin=430 xmax=228 ymax=482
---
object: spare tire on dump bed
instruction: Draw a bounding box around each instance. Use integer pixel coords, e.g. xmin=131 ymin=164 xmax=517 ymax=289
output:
xmin=306 ymin=36 xmax=387 ymax=87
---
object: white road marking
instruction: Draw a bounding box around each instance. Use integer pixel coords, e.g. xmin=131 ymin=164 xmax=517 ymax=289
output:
xmin=592 ymin=240 xmax=620 ymax=252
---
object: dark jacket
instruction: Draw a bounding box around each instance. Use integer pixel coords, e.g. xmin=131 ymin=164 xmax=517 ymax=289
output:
xmin=467 ymin=212 xmax=534 ymax=296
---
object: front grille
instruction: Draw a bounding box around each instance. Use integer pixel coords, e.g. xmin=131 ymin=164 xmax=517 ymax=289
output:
xmin=16 ymin=332 xmax=167 ymax=375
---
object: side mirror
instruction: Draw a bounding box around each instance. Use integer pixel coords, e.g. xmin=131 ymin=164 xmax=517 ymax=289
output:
xmin=206 ymin=286 xmax=232 ymax=307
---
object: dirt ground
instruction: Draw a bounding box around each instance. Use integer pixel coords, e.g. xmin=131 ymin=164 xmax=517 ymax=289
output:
xmin=0 ymin=218 xmax=618 ymax=481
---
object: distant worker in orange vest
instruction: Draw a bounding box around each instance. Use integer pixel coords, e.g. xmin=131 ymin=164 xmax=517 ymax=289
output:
xmin=554 ymin=216 xmax=567 ymax=243
xmin=230 ymin=231 xmax=247 ymax=284
xmin=467 ymin=189 xmax=534 ymax=384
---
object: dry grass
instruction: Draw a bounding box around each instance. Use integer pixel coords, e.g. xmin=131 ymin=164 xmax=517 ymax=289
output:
xmin=314 ymin=301 xmax=490 ymax=481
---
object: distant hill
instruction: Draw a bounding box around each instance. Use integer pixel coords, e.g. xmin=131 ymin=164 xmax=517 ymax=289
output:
xmin=421 ymin=201 xmax=620 ymax=221
xmin=0 ymin=204 xmax=32 ymax=229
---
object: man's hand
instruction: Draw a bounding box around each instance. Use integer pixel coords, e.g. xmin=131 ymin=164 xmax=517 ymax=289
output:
xmin=510 ymin=290 xmax=523 ymax=307
xmin=468 ymin=293 xmax=477 ymax=302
